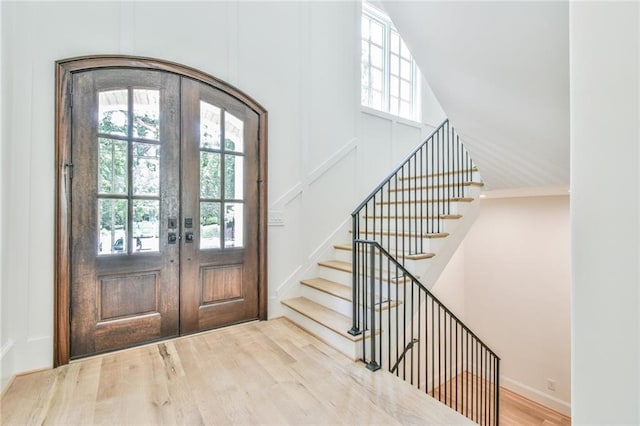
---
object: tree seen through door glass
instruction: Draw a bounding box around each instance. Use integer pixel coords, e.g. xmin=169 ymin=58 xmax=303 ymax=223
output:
xmin=200 ymin=202 xmax=221 ymax=249
xmin=98 ymin=198 xmax=128 ymax=254
xmin=224 ymin=203 xmax=244 ymax=248
xmin=98 ymin=90 xmax=128 ymax=136
xmin=200 ymin=101 xmax=221 ymax=149
xmin=98 ymin=138 xmax=128 ymax=194
xmin=224 ymin=154 xmax=243 ymax=200
xmin=133 ymin=142 xmax=160 ymax=196
xmin=133 ymin=89 xmax=160 ymax=140
xmin=200 ymin=152 xmax=221 ymax=199
xmin=133 ymin=200 xmax=160 ymax=252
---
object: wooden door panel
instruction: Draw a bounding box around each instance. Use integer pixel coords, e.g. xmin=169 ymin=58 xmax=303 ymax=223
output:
xmin=201 ymin=265 xmax=243 ymax=304
xmin=93 ymin=314 xmax=162 ymax=353
xmin=70 ymin=69 xmax=180 ymax=358
xmin=180 ymin=78 xmax=260 ymax=334
xmin=98 ymin=272 xmax=158 ymax=320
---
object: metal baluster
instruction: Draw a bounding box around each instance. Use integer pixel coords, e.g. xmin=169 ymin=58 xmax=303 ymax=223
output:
xmin=438 ymin=305 xmax=441 ymax=402
xmin=447 ymin=121 xmax=451 ymax=198
xmin=496 ymin=358 xmax=500 ymax=426
xmin=366 ymin=244 xmax=379 ymax=371
xmin=455 ymin=319 xmax=458 ymax=411
xmin=466 ymin=330 xmax=470 ymax=418
xmin=444 ymin=312 xmax=448 ymax=406
xmin=378 ymin=249 xmax=383 ymax=373
xmin=420 ymin=146 xmax=424 ymax=253
xmin=350 ymin=215 xmax=360 ymax=336
xmin=417 ymin=290 xmax=422 ymax=390
xmin=449 ymin=314 xmax=453 ymax=406
xmin=427 ymin=132 xmax=439 ymax=233
xmin=431 ymin=297 xmax=435 ymax=397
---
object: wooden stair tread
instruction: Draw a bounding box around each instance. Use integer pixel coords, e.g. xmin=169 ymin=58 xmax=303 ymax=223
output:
xmin=376 ymin=197 xmax=474 ymax=205
xmin=318 ymin=259 xmax=353 ymax=273
xmin=350 ymin=229 xmax=449 ymax=239
xmin=281 ymin=297 xmax=364 ymax=342
xmin=334 ymin=244 xmax=435 ymax=260
xmin=363 ymin=214 xmax=462 ymax=220
xmin=389 ymin=181 xmax=484 ymax=192
xmin=301 ymin=278 xmax=352 ymax=301
xmin=318 ymin=260 xmax=419 ymax=283
xmin=300 ymin=277 xmax=401 ymax=311
xmin=399 ymin=167 xmax=478 ymax=181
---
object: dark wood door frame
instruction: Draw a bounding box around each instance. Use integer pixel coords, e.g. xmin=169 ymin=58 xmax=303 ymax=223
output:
xmin=55 ymin=55 xmax=268 ymax=366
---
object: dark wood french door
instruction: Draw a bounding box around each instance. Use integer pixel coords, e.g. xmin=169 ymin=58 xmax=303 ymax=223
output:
xmin=65 ymin=61 xmax=265 ymax=360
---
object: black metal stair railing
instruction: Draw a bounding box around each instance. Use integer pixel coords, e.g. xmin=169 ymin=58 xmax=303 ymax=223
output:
xmin=355 ymin=239 xmax=500 ymax=425
xmin=349 ymin=119 xmax=500 ymax=425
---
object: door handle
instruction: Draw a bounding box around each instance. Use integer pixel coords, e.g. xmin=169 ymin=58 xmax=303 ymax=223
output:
xmin=185 ymin=232 xmax=194 ymax=243
xmin=168 ymin=232 xmax=177 ymax=244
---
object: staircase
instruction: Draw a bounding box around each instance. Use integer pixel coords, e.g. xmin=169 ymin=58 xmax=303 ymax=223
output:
xmin=281 ymin=119 xmax=500 ymax=425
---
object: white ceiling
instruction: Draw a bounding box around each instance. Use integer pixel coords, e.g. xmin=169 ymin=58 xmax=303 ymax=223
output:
xmin=382 ymin=1 xmax=570 ymax=192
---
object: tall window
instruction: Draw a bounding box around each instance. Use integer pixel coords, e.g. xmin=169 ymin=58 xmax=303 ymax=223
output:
xmin=361 ymin=2 xmax=420 ymax=121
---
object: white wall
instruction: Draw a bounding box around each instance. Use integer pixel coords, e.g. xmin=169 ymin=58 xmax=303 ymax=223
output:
xmin=0 ymin=0 xmax=7 ymax=389
xmin=431 ymin=196 xmax=571 ymax=415
xmin=429 ymin=237 xmax=466 ymax=320
xmin=570 ymin=2 xmax=640 ymax=424
xmin=0 ymin=1 xmax=443 ymax=386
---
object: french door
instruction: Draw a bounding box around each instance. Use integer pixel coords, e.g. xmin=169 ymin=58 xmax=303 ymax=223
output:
xmin=58 ymin=58 xmax=267 ymax=361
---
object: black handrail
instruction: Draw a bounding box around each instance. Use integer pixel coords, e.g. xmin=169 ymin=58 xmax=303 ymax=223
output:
xmin=350 ymin=119 xmax=477 ymax=335
xmin=351 ymin=118 xmax=449 ymax=216
xmin=349 ymin=119 xmax=500 ymax=424
xmin=355 ymin=239 xmax=500 ymax=359
xmin=355 ymin=239 xmax=500 ymax=426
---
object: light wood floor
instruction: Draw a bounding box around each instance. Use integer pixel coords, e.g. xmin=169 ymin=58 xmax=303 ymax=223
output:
xmin=1 ymin=318 xmax=570 ymax=425
xmin=1 ymin=318 xmax=472 ymax=425
xmin=500 ymin=387 xmax=571 ymax=426
xmin=432 ymin=372 xmax=571 ymax=426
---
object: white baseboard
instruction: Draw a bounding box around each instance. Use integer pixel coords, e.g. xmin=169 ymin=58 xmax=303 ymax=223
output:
xmin=501 ymin=375 xmax=571 ymax=416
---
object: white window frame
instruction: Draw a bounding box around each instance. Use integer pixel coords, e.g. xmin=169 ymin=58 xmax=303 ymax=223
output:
xmin=361 ymin=2 xmax=421 ymax=121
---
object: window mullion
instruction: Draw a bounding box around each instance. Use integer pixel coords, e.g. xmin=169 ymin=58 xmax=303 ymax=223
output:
xmin=384 ymin=23 xmax=391 ymax=113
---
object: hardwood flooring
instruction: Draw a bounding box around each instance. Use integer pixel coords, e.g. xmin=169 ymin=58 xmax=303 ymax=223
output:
xmin=500 ymin=387 xmax=571 ymax=426
xmin=432 ymin=372 xmax=571 ymax=426
xmin=1 ymin=318 xmax=473 ymax=425
xmin=1 ymin=318 xmax=571 ymax=425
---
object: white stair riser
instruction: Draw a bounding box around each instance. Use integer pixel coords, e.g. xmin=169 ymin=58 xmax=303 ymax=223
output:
xmin=281 ymin=305 xmax=361 ymax=360
xmin=318 ymin=267 xmax=353 ymax=287
xmin=316 ymin=267 xmax=413 ymax=301
xmin=320 ymin=261 xmax=423 ymax=285
xmin=359 ymin=218 xmax=459 ymax=234
xmin=333 ymin=248 xmax=356 ymax=263
xmin=299 ymin=284 xmax=352 ymax=317
xmin=368 ymin=202 xmax=466 ymax=216
xmin=395 ymin=172 xmax=482 ymax=187
xmin=352 ymin=282 xmax=411 ymax=303
xmin=382 ymin=191 xmax=474 ymax=203
xmin=350 ymin=236 xmax=446 ymax=254
xmin=332 ymin=248 xmax=431 ymax=270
